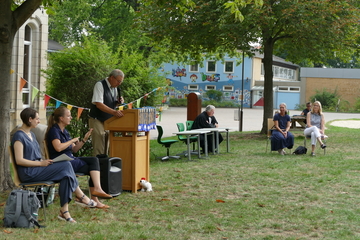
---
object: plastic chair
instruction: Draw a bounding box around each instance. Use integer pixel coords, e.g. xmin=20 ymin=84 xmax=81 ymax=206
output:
xmin=8 ymin=146 xmax=55 ymax=221
xmin=176 ymin=123 xmax=198 ymax=156
xmin=186 ymin=120 xmax=194 ymax=131
xmin=156 ymin=125 xmax=180 ymax=161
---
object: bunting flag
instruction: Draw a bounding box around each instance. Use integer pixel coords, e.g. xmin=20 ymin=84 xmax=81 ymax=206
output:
xmin=10 ymin=69 xmax=14 ymax=74
xmin=19 ymin=78 xmax=27 ymax=92
xmin=17 ymin=74 xmax=165 ymax=120
xmin=77 ymin=108 xmax=84 ymax=120
xmin=136 ymin=99 xmax=141 ymax=108
xmin=55 ymin=100 xmax=61 ymax=108
xmin=31 ymin=86 xmax=39 ymax=102
xmin=44 ymin=94 xmax=51 ymax=109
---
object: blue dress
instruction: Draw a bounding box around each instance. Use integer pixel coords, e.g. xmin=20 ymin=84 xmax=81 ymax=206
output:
xmin=11 ymin=130 xmax=78 ymax=207
xmin=46 ymin=124 xmax=85 ymax=172
xmin=271 ymin=113 xmax=294 ymax=151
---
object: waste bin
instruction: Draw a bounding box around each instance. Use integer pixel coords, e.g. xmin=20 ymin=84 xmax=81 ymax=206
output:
xmin=98 ymin=155 xmax=122 ymax=197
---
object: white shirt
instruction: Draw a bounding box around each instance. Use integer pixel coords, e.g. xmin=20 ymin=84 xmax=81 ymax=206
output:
xmin=91 ymin=78 xmax=117 ymax=104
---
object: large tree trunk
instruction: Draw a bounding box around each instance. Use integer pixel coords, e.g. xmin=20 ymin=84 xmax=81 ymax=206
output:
xmin=0 ymin=0 xmax=16 ymax=191
xmin=0 ymin=0 xmax=43 ymax=191
xmin=260 ymin=32 xmax=275 ymax=134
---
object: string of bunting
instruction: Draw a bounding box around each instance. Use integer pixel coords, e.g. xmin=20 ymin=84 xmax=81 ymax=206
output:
xmin=15 ymin=72 xmax=165 ymax=120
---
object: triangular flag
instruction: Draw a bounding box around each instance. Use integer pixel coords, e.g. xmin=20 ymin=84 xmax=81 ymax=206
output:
xmin=136 ymin=99 xmax=141 ymax=108
xmin=19 ymin=78 xmax=27 ymax=92
xmin=31 ymin=86 xmax=39 ymax=102
xmin=119 ymin=106 xmax=124 ymax=110
xmin=10 ymin=69 xmax=14 ymax=74
xmin=44 ymin=95 xmax=51 ymax=109
xmin=55 ymin=100 xmax=61 ymax=108
xmin=67 ymin=105 xmax=73 ymax=110
xmin=128 ymin=102 xmax=133 ymax=109
xmin=77 ymin=108 xmax=84 ymax=120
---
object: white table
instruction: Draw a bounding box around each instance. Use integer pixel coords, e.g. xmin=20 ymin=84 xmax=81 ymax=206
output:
xmin=173 ymin=130 xmax=210 ymax=160
xmin=196 ymin=127 xmax=233 ymax=154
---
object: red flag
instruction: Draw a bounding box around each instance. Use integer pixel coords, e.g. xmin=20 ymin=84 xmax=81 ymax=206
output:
xmin=77 ymin=108 xmax=84 ymax=120
xmin=19 ymin=78 xmax=27 ymax=92
xmin=44 ymin=95 xmax=50 ymax=109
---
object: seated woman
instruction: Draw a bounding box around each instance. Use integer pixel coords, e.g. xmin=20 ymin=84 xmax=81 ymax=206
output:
xmin=11 ymin=108 xmax=97 ymax=223
xmin=46 ymin=106 xmax=112 ymax=209
xmin=303 ymin=101 xmax=327 ymax=156
xmin=271 ymin=103 xmax=294 ymax=155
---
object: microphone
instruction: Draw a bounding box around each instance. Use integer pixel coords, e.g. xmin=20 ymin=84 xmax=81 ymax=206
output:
xmin=117 ymin=87 xmax=122 ymax=103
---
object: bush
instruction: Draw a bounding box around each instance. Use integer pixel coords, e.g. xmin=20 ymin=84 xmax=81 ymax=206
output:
xmin=204 ymin=90 xmax=223 ymax=102
xmin=310 ymin=88 xmax=340 ymax=111
xmin=169 ymin=98 xmax=187 ymax=107
xmin=43 ymin=36 xmax=167 ymax=156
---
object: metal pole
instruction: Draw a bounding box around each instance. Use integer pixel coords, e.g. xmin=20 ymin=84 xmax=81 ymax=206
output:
xmin=240 ymin=51 xmax=245 ymax=132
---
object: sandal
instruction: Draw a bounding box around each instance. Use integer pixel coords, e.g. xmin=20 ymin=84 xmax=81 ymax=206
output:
xmin=58 ymin=210 xmax=77 ymax=223
xmin=75 ymin=195 xmax=97 ymax=208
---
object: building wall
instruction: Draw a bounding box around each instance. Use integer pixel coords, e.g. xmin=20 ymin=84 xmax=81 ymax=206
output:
xmin=10 ymin=9 xmax=48 ymax=130
xmin=301 ymin=68 xmax=360 ymax=108
xmin=161 ymin=56 xmax=253 ymax=108
xmin=304 ymin=77 xmax=360 ymax=106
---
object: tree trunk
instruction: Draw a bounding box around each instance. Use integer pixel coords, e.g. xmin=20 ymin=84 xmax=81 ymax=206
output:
xmin=260 ymin=32 xmax=275 ymax=134
xmin=0 ymin=0 xmax=43 ymax=191
xmin=0 ymin=0 xmax=16 ymax=191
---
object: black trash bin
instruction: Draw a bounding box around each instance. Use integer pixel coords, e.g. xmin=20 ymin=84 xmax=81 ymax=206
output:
xmin=98 ymin=155 xmax=122 ymax=197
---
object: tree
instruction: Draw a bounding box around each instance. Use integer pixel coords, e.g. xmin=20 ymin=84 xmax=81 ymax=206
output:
xmin=138 ymin=0 xmax=360 ymax=133
xmin=0 ymin=0 xmax=60 ymax=191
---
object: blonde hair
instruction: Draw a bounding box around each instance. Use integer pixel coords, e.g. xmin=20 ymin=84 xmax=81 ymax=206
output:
xmin=311 ymin=101 xmax=323 ymax=115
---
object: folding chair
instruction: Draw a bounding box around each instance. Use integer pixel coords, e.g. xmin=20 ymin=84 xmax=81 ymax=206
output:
xmin=8 ymin=146 xmax=55 ymax=221
xmin=156 ymin=125 xmax=180 ymax=161
xmin=265 ymin=118 xmax=276 ymax=153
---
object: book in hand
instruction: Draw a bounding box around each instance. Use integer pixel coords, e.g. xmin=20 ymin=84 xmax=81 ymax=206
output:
xmin=52 ymin=153 xmax=73 ymax=162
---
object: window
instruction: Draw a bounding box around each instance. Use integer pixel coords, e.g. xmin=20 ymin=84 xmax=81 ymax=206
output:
xmin=23 ymin=25 xmax=32 ymax=107
xmin=207 ymin=61 xmax=216 ymax=72
xmin=278 ymin=86 xmax=300 ymax=92
xmin=188 ymin=84 xmax=199 ymax=90
xmin=205 ymin=85 xmax=216 ymax=90
xmin=189 ymin=63 xmax=199 ymax=72
xmin=224 ymin=61 xmax=234 ymax=73
xmin=223 ymin=85 xmax=234 ymax=91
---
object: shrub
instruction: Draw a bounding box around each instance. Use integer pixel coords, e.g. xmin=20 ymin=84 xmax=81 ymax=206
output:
xmin=310 ymin=88 xmax=340 ymax=111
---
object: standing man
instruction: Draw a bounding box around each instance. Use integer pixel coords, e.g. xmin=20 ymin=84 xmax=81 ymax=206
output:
xmin=89 ymin=69 xmax=125 ymax=156
xmin=191 ymin=105 xmax=223 ymax=153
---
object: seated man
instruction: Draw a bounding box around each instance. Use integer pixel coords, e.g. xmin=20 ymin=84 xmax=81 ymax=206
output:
xmin=191 ymin=105 xmax=223 ymax=153
xmin=300 ymin=102 xmax=312 ymax=125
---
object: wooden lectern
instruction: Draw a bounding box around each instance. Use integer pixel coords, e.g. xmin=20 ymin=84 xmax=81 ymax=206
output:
xmin=187 ymin=92 xmax=202 ymax=121
xmin=104 ymin=108 xmax=155 ymax=193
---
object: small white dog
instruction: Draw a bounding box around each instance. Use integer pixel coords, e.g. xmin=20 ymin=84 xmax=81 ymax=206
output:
xmin=140 ymin=178 xmax=153 ymax=192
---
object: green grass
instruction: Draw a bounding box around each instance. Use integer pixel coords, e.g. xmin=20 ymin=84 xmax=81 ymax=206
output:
xmin=1 ymin=120 xmax=360 ymax=239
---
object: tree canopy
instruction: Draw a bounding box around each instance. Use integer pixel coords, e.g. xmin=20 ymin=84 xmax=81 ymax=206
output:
xmin=138 ymin=0 xmax=360 ymax=133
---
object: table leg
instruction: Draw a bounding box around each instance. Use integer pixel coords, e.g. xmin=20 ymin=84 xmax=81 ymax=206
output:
xmin=226 ymin=130 xmax=229 ymax=153
xmin=215 ymin=131 xmax=220 ymax=154
xmin=211 ymin=132 xmax=215 ymax=154
xmin=203 ymin=133 xmax=208 ymax=157
xmin=187 ymin=135 xmax=191 ymax=161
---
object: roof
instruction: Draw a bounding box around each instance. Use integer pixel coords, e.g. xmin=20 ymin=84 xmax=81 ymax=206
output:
xmin=48 ymin=39 xmax=64 ymax=52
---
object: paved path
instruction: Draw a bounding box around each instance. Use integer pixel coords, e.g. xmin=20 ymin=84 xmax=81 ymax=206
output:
xmin=151 ymin=107 xmax=360 ymax=139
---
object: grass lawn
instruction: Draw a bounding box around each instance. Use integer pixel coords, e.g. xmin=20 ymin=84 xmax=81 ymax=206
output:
xmin=1 ymin=120 xmax=360 ymax=239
